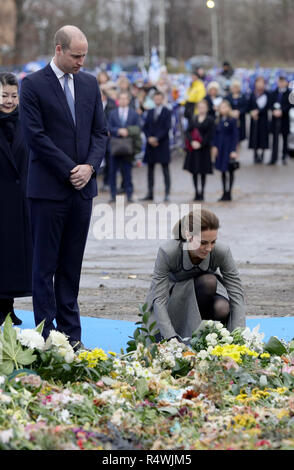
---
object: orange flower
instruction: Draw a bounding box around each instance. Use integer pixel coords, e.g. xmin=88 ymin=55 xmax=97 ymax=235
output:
xmin=182 ymin=351 xmax=196 ymax=357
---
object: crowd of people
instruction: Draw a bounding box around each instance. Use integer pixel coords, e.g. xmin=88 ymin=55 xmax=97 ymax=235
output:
xmin=97 ymin=62 xmax=294 ymax=203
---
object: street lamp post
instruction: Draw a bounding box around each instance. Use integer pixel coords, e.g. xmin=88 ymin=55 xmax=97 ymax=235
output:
xmin=206 ymin=0 xmax=219 ymax=66
xmin=159 ymin=0 xmax=166 ymax=65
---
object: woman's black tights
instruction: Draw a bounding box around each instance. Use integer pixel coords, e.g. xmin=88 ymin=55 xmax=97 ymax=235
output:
xmin=221 ymin=171 xmax=234 ymax=193
xmin=193 ymin=173 xmax=206 ymax=199
xmin=194 ymin=274 xmax=230 ymax=324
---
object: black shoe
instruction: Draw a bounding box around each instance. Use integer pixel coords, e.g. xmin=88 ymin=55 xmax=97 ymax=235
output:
xmin=108 ymin=198 xmax=116 ymax=203
xmin=267 ymin=161 xmax=276 ymax=166
xmin=218 ymin=191 xmax=231 ymax=202
xmin=0 ymin=312 xmax=7 ymax=326
xmin=0 ymin=311 xmax=22 ymax=326
xmin=218 ymin=192 xmax=227 ymax=202
xmin=70 ymin=340 xmax=87 ymax=352
xmin=140 ymin=194 xmax=153 ymax=201
xmin=117 ymin=188 xmax=125 ymax=194
xmin=10 ymin=311 xmax=22 ymax=325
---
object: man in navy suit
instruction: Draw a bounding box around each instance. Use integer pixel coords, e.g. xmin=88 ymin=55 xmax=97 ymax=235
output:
xmin=142 ymin=91 xmax=172 ymax=201
xmin=19 ymin=25 xmax=108 ymax=349
xmin=108 ymin=91 xmax=141 ymax=202
xmin=269 ymin=76 xmax=292 ymax=165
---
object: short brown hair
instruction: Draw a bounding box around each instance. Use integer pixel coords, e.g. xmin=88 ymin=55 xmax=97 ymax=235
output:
xmin=173 ymin=209 xmax=219 ymax=240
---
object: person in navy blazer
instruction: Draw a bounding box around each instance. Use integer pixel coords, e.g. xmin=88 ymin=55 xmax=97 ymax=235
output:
xmin=19 ymin=26 xmax=108 ymax=349
xmin=142 ymin=91 xmax=172 ymax=201
xmin=108 ymin=91 xmax=141 ymax=202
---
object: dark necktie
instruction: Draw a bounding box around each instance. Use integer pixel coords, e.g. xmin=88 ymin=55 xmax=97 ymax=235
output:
xmin=63 ymin=73 xmax=76 ymax=125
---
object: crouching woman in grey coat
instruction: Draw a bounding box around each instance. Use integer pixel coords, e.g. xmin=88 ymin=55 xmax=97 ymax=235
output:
xmin=146 ymin=209 xmax=246 ymax=343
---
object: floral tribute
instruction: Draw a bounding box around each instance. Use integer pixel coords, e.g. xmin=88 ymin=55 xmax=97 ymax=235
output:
xmin=0 ymin=311 xmax=294 ymax=450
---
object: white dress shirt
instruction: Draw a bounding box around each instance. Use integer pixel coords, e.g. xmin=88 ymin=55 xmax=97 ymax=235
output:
xmin=118 ymin=106 xmax=129 ymax=125
xmin=50 ymin=58 xmax=75 ymax=101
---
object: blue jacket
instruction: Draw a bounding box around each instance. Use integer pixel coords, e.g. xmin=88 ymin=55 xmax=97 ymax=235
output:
xmin=213 ymin=117 xmax=239 ymax=172
xmin=19 ymin=64 xmax=108 ymax=200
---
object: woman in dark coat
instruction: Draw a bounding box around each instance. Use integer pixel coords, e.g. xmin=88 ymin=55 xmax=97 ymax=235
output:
xmin=0 ymin=72 xmax=32 ymax=325
xmin=226 ymin=80 xmax=248 ymax=143
xmin=248 ymin=76 xmax=271 ymax=164
xmin=183 ymin=99 xmax=214 ymax=201
xmin=212 ymin=100 xmax=239 ymax=202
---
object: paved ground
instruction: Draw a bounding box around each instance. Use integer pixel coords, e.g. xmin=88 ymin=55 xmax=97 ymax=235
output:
xmin=16 ymin=140 xmax=294 ymax=321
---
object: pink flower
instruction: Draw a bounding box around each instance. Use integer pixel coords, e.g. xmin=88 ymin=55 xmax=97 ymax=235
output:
xmin=282 ymin=365 xmax=294 ymax=375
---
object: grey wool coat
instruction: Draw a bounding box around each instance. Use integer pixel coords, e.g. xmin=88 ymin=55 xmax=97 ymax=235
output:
xmin=146 ymin=239 xmax=246 ymax=340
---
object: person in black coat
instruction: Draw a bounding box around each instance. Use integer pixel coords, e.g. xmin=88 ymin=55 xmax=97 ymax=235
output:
xmin=141 ymin=91 xmax=172 ymax=201
xmin=0 ymin=72 xmax=32 ymax=325
xmin=268 ymin=76 xmax=292 ymax=165
xmin=212 ymin=100 xmax=239 ymax=202
xmin=183 ymin=99 xmax=214 ymax=201
xmin=226 ymin=80 xmax=248 ymax=144
xmin=248 ymin=76 xmax=271 ymax=164
xmin=101 ymin=88 xmax=117 ymax=189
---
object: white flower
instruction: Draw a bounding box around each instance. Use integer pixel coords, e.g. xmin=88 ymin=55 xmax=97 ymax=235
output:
xmin=126 ymin=365 xmax=135 ymax=376
xmin=0 ymin=376 xmax=5 ymax=385
xmin=225 ymin=336 xmax=233 ymax=344
xmin=215 ymin=322 xmax=224 ymax=331
xmin=113 ymin=359 xmax=121 ymax=369
xmin=0 ymin=393 xmax=12 ymax=404
xmin=111 ymin=408 xmax=125 ymax=426
xmin=207 ymin=346 xmax=214 ymax=354
xmin=206 ymin=320 xmax=214 ymax=327
xmin=45 ymin=330 xmax=71 ymax=350
xmin=60 ymin=409 xmax=71 ymax=423
xmin=17 ymin=329 xmax=45 ymax=351
xmin=141 ymin=369 xmax=153 ymax=379
xmin=221 ymin=328 xmax=230 ymax=337
xmin=198 ymin=350 xmax=209 ymax=360
xmin=0 ymin=429 xmax=13 ymax=444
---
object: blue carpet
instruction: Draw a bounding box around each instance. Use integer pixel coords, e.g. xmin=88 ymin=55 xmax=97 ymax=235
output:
xmin=12 ymin=310 xmax=294 ymax=353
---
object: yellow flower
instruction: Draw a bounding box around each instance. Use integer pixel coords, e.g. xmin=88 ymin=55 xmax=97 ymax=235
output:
xmin=211 ymin=344 xmax=258 ymax=364
xmin=78 ymin=348 xmax=108 ymax=368
xmin=275 ymin=409 xmax=289 ymax=419
xmin=230 ymin=413 xmax=256 ymax=429
xmin=260 ymin=353 xmax=270 ymax=359
xmin=276 ymin=387 xmax=288 ymax=395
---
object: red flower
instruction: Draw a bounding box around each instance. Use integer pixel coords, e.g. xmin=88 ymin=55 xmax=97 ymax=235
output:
xmin=77 ymin=439 xmax=85 ymax=450
xmin=256 ymin=440 xmax=271 ymax=448
xmin=182 ymin=389 xmax=199 ymax=400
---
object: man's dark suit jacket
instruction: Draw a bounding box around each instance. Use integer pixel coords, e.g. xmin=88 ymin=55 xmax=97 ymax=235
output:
xmin=19 ymin=64 xmax=108 ymax=200
xmin=143 ymin=107 xmax=171 ymax=165
xmin=108 ymin=107 xmax=140 ymax=137
xmin=270 ymin=87 xmax=292 ymax=135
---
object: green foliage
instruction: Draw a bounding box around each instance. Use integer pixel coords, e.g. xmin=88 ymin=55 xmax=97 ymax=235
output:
xmin=0 ymin=315 xmax=37 ymax=375
xmin=126 ymin=303 xmax=159 ymax=353
xmin=264 ymin=336 xmax=288 ymax=356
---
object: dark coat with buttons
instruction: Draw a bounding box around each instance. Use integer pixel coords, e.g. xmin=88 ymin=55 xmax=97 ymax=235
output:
xmin=213 ymin=117 xmax=239 ymax=172
xmin=0 ymin=117 xmax=32 ymax=298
